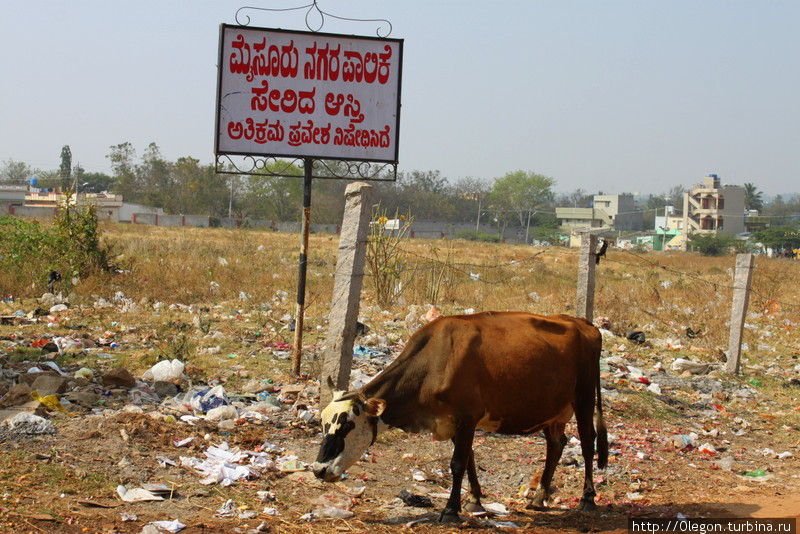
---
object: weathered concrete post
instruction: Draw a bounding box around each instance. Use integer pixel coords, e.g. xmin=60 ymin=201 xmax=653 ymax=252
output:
xmin=319 ymin=182 xmax=373 ymax=406
xmin=725 ymin=253 xmax=755 ymax=375
xmin=576 ymin=232 xmax=598 ymax=323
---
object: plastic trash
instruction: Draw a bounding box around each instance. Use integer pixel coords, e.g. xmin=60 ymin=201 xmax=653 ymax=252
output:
xmin=215 ymin=499 xmax=236 ymax=517
xmin=672 ymin=435 xmax=696 ymax=450
xmin=647 ymin=383 xmax=662 ymax=394
xmin=314 ymin=507 xmax=354 ymax=519
xmin=671 ymin=358 xmax=711 ymax=375
xmin=147 ymin=519 xmax=186 ymax=533
xmin=30 ymin=391 xmax=67 ymax=413
xmin=206 ymin=405 xmax=238 ymax=422
xmin=174 ymin=437 xmax=194 ymax=447
xmin=354 ymin=345 xmax=383 ymax=358
xmin=626 ymin=331 xmax=646 ymax=344
xmin=189 ymin=386 xmax=229 ymax=413
xmin=116 ymin=485 xmax=164 ymax=502
xmin=142 ymin=359 xmax=185 ymax=382
xmin=256 ymin=392 xmax=281 ymax=407
xmin=398 ymin=490 xmax=433 ymax=508
xmin=74 ymin=367 xmax=94 ymax=381
xmin=715 ymin=456 xmax=734 ymax=471
xmin=0 ymin=413 xmax=55 ymax=436
xmin=698 ymin=443 xmax=716 ymax=455
xmin=483 ymin=502 xmax=510 ymax=515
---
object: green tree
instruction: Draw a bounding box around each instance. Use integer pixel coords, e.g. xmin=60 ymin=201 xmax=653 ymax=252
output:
xmin=79 ymin=171 xmax=116 ymax=193
xmin=107 ymin=142 xmax=138 ymax=201
xmin=241 ymin=161 xmax=303 ymax=221
xmin=752 ymin=225 xmax=800 ymax=250
xmin=560 ymin=188 xmax=592 ymax=207
xmin=688 ymin=233 xmax=745 ymax=256
xmin=138 ymin=142 xmax=172 ymax=208
xmin=59 ymin=145 xmax=72 ymax=190
xmin=744 ymin=182 xmax=764 ymax=212
xmin=0 ymin=159 xmax=32 ymax=183
xmin=489 ymin=170 xmax=555 ymax=228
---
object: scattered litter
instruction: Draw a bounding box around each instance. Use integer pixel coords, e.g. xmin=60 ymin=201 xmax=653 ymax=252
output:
xmin=189 ymin=386 xmax=229 ymax=413
xmin=483 ymin=502 xmax=509 ymax=515
xmin=116 ymin=485 xmax=164 ymax=502
xmin=147 ymin=519 xmax=186 ymax=533
xmin=398 ymin=490 xmax=433 ymax=508
xmin=143 ymin=359 xmax=185 ymax=382
xmin=313 ymin=507 xmax=354 ymax=519
xmin=698 ymin=443 xmax=716 ymax=455
xmin=490 ymin=520 xmax=519 ymax=529
xmin=0 ymin=413 xmax=55 ymax=438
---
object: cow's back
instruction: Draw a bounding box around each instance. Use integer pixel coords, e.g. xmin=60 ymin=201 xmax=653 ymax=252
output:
xmin=418 ymin=312 xmax=600 ymax=435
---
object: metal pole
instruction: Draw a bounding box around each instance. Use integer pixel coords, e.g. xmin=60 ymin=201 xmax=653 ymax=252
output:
xmin=291 ymin=157 xmax=313 ymax=376
xmin=476 ymin=197 xmax=481 ymax=233
xmin=228 ymin=176 xmax=234 ymax=218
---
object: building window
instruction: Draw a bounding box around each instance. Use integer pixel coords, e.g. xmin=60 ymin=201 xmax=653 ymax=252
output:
xmin=717 ymin=197 xmax=724 ymax=210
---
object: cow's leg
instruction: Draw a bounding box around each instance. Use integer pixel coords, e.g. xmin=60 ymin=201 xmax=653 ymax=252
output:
xmin=439 ymin=422 xmax=475 ymax=522
xmin=575 ymin=400 xmax=597 ymax=511
xmin=463 ymin=450 xmax=485 ymax=513
xmin=527 ymin=423 xmax=567 ymax=509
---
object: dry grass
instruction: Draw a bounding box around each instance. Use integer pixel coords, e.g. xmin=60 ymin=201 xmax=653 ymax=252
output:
xmin=3 ymin=222 xmax=799 ymax=368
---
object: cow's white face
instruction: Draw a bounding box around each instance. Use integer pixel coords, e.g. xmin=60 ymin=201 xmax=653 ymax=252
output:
xmin=311 ymin=391 xmax=386 ymax=482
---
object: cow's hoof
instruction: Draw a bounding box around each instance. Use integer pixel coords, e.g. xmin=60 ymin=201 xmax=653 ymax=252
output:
xmin=526 ymin=490 xmax=549 ymax=510
xmin=438 ymin=509 xmax=461 ymax=523
xmin=464 ymin=501 xmax=486 ymax=514
xmin=578 ymin=498 xmax=597 ymax=512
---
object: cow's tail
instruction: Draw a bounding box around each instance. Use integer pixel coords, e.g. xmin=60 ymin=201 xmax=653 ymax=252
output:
xmin=595 ymin=361 xmax=608 ymax=469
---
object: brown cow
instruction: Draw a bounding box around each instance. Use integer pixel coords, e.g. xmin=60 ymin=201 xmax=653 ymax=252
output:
xmin=312 ymin=311 xmax=608 ymax=521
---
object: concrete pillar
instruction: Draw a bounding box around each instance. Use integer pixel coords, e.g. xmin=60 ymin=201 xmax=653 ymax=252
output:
xmin=725 ymin=253 xmax=755 ymax=375
xmin=576 ymin=233 xmax=598 ymax=323
xmin=319 ymin=182 xmax=373 ymax=406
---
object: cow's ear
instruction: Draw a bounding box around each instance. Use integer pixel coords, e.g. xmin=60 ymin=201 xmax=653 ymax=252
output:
xmin=365 ymin=398 xmax=386 ymax=417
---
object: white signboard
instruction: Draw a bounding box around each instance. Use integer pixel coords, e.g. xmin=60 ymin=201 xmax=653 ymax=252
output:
xmin=215 ymin=25 xmax=403 ymax=163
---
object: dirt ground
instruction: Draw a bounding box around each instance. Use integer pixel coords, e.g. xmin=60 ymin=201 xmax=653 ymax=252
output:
xmin=2 ymin=229 xmax=800 ymax=533
xmin=1 ymin=379 xmax=798 ymax=533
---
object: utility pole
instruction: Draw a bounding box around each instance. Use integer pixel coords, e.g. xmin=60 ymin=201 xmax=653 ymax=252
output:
xmin=476 ymin=196 xmax=482 ymax=233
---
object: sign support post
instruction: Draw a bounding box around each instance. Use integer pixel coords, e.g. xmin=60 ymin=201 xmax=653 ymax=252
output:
xmin=214 ymin=16 xmax=402 ymax=377
xmin=291 ymin=157 xmax=313 ymax=376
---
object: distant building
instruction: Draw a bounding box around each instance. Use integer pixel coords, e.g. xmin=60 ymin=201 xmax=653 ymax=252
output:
xmin=119 ymin=202 xmax=164 ymax=223
xmin=19 ymin=190 xmax=123 ymax=220
xmin=0 ymin=184 xmax=27 ymax=214
xmin=654 ymin=206 xmax=685 ymax=233
xmin=556 ymin=193 xmax=643 ymax=231
xmin=681 ymin=174 xmax=745 ymax=235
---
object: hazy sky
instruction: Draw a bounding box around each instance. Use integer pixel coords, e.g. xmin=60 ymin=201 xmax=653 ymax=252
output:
xmin=1 ymin=1 xmax=798 ymax=194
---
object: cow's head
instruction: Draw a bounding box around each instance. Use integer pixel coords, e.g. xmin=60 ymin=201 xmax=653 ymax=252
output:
xmin=311 ymin=388 xmax=386 ymax=482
